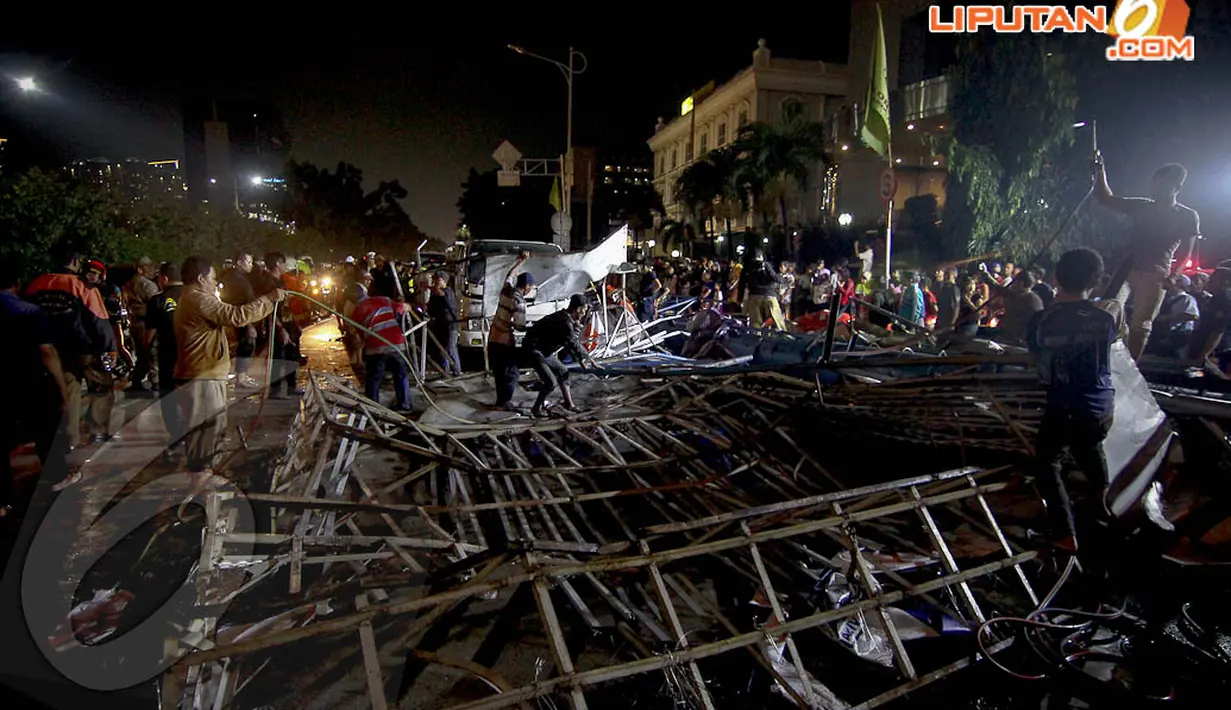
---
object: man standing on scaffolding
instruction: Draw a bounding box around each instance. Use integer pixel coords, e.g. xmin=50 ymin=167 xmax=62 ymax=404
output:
xmin=488 ymin=252 xmax=531 ymax=410
xmin=1093 ymin=156 xmax=1200 ymax=360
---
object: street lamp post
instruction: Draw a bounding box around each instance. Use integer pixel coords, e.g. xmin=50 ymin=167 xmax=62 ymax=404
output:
xmin=508 ymin=44 xmax=588 ymax=249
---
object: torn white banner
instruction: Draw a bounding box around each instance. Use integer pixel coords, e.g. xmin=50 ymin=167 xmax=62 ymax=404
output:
xmin=482 ymin=224 xmax=628 ymax=319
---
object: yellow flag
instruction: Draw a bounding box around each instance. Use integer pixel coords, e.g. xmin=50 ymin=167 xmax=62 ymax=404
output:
xmin=549 ymin=176 xmax=563 ymax=212
xmin=860 ymin=3 xmax=891 ymax=157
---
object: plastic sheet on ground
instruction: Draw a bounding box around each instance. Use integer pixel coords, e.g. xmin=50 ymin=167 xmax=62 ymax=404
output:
xmin=760 ymin=631 xmax=850 ymax=709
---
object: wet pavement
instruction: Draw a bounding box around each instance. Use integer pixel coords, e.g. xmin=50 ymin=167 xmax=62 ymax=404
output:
xmin=0 ymin=318 xmax=356 ymax=708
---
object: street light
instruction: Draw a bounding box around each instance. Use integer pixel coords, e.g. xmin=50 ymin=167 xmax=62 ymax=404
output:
xmin=508 ymin=44 xmax=588 ymax=238
xmin=838 ymin=213 xmax=854 ymax=227
xmin=16 ymin=77 xmax=36 ymax=92
xmin=251 ymin=175 xmax=263 ymax=186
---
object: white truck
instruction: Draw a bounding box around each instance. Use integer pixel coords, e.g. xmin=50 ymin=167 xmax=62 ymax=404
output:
xmin=457 ymin=239 xmax=565 ymax=349
xmin=456 ymin=227 xmax=630 ymax=350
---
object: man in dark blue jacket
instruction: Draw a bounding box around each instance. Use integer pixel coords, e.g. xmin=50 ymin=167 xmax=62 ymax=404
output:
xmin=523 ymin=294 xmax=593 ymax=417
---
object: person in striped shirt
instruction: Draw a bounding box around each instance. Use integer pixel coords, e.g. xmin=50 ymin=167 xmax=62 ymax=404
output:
xmin=351 ymin=280 xmax=412 ymax=411
xmin=488 ymin=252 xmax=531 ymax=409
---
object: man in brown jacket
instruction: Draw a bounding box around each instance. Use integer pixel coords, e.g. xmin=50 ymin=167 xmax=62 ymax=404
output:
xmin=175 ymin=256 xmax=283 ymax=497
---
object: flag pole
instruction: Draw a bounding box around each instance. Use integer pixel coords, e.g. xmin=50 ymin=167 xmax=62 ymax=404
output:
xmin=885 ymin=144 xmax=893 ymax=284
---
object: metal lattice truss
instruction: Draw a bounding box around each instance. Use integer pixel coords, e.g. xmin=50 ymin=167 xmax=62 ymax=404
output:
xmin=816 ymin=355 xmax=1044 ymax=455
xmin=162 ymin=370 xmax=1045 ymax=710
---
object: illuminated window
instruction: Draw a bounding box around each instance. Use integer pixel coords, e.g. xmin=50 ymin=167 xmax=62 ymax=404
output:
xmin=738 ymin=102 xmax=749 ymax=128
xmin=717 ymin=122 xmax=727 ymax=146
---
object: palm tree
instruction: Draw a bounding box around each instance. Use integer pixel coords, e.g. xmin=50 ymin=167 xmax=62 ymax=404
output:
xmin=706 ymin=147 xmax=744 ymax=238
xmin=657 ymin=219 xmax=686 ymax=254
xmin=731 ymin=98 xmax=828 ymax=234
xmin=674 ymin=159 xmax=725 ymax=247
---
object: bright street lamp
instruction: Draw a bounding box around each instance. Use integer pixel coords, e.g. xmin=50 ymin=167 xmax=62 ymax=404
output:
xmin=16 ymin=77 xmax=36 ymax=92
xmin=250 ymin=175 xmax=263 ymax=186
xmin=838 ymin=213 xmax=854 ymax=227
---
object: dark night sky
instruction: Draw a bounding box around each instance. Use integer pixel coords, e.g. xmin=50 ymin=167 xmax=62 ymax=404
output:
xmin=0 ymin=26 xmax=850 ymax=239
xmin=3 ymin=4 xmax=1231 ymax=249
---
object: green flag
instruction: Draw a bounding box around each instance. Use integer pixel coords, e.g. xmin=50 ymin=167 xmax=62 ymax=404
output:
xmin=549 ymin=176 xmax=563 ymax=212
xmin=860 ymin=3 xmax=891 ymax=157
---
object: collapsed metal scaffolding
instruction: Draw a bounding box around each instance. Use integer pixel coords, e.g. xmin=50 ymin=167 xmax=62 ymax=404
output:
xmin=815 ymin=355 xmax=1042 ymax=455
xmin=162 ymin=370 xmax=1048 ymax=710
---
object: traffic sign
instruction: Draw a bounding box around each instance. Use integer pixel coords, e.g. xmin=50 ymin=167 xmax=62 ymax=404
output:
xmin=879 ymin=168 xmax=898 ymax=203
xmin=497 ymin=170 xmax=520 ymax=187
xmin=550 ymin=211 xmax=573 ymax=237
xmin=492 ymin=140 xmax=522 ymax=171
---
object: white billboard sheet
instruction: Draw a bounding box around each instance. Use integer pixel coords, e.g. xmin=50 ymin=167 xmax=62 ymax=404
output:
xmin=481 ymin=224 xmax=628 ymax=317
xmin=1104 ymin=341 xmax=1171 ymax=516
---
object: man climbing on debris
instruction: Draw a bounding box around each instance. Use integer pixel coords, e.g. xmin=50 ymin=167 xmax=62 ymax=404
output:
xmin=522 ymin=294 xmax=594 ymax=417
xmin=1025 ymin=248 xmax=1122 ymax=554
xmin=1094 ymin=156 xmax=1200 ymax=361
xmin=488 ymin=252 xmax=531 ymax=410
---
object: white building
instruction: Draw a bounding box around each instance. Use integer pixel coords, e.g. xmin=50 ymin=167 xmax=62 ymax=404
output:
xmin=647 ymin=40 xmax=848 ymax=228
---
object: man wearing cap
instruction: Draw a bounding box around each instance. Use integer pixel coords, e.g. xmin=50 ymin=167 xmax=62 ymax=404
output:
xmin=522 ymin=294 xmax=594 ymax=417
xmin=487 ymin=252 xmax=530 ymax=409
xmin=123 ymin=256 xmax=161 ymax=391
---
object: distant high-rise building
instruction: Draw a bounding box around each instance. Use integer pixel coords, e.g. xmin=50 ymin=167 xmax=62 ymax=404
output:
xmin=69 ymin=158 xmax=187 ymax=203
xmin=182 ymin=100 xmax=291 ymax=210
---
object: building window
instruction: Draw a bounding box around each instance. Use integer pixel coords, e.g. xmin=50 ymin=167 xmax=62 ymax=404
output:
xmin=671 ymin=149 xmax=677 ymax=170
xmin=685 ymin=142 xmax=693 ymax=163
xmin=738 ymin=102 xmax=750 ymax=128
xmin=717 ymin=122 xmax=727 ymax=146
xmin=699 ymin=131 xmax=709 ymax=155
xmin=658 ymin=155 xmax=665 ymax=175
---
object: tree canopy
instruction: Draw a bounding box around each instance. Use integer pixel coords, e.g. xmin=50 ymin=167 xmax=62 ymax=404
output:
xmin=731 ymin=98 xmax=828 ymax=232
xmin=285 ymin=160 xmax=426 ymax=256
xmin=0 ymin=156 xmax=430 ymax=277
xmin=941 ymin=33 xmax=1084 ymax=262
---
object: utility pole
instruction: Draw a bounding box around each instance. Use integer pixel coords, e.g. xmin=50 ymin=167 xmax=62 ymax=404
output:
xmin=509 ymin=44 xmax=588 ymax=251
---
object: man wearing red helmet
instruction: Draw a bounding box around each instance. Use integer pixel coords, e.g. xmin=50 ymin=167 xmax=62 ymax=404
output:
xmin=24 ymin=246 xmax=117 ymax=472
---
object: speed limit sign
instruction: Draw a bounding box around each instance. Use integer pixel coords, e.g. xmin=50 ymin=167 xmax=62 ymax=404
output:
xmin=879 ymin=168 xmax=898 ymax=203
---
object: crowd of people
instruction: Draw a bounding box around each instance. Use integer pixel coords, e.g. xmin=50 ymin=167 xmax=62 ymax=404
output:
xmin=1 ymin=154 xmax=1225 ymax=567
xmin=631 ymin=246 xmax=1061 ymax=347
xmin=0 ymin=245 xmax=467 ymax=518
